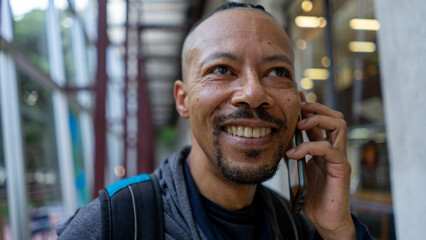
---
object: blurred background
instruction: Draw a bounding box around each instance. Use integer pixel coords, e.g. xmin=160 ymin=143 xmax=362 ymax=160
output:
xmin=1 ymin=0 xmax=425 ymax=239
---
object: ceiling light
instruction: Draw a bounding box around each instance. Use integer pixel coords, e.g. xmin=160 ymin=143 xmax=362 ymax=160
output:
xmin=348 ymin=41 xmax=376 ymax=53
xmin=301 ymin=0 xmax=313 ymax=12
xmin=304 ymin=68 xmax=329 ymax=80
xmin=300 ymin=78 xmax=314 ymax=90
xmin=318 ymin=17 xmax=327 ymax=28
xmin=297 ymin=39 xmax=307 ymax=50
xmin=306 ymin=92 xmax=318 ymax=102
xmin=349 ymin=18 xmax=380 ymax=31
xmin=295 ymin=16 xmax=327 ymax=28
xmin=321 ymin=56 xmax=331 ymax=68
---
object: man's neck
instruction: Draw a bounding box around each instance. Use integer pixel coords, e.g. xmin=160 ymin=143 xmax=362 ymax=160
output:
xmin=186 ymin=149 xmax=257 ymax=211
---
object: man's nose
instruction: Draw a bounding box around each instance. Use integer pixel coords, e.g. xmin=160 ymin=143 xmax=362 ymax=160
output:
xmin=231 ymin=73 xmax=274 ymax=109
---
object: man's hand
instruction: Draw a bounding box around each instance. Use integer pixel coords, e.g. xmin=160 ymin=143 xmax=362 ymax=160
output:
xmin=285 ymin=95 xmax=356 ymax=240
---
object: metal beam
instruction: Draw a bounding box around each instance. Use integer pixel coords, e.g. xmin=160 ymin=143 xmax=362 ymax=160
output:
xmin=136 ymin=18 xmax=154 ymax=174
xmin=1 ymin=38 xmax=60 ymax=91
xmin=122 ymin=0 xmax=130 ymax=178
xmin=1 ymin=38 xmax=89 ymax=113
xmin=93 ymin=0 xmax=109 ymax=196
xmin=0 ymin=0 xmax=3 ymax=38
xmin=64 ymin=85 xmax=96 ymax=92
xmin=190 ymin=0 xmax=207 ymax=27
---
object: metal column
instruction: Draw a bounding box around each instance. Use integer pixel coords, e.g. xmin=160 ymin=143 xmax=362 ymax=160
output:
xmin=0 ymin=1 xmax=30 ymax=238
xmin=94 ymin=0 xmax=108 ymax=195
xmin=70 ymin=3 xmax=95 ymax=200
xmin=122 ymin=0 xmax=130 ymax=178
xmin=0 ymin=53 xmax=30 ymax=240
xmin=136 ymin=28 xmax=154 ymax=173
xmin=0 ymin=0 xmax=2 ymax=36
xmin=46 ymin=0 xmax=77 ymax=214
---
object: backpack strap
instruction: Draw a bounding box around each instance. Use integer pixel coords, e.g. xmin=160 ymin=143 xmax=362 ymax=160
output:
xmin=99 ymin=173 xmax=164 ymax=240
xmin=150 ymin=174 xmax=165 ymax=239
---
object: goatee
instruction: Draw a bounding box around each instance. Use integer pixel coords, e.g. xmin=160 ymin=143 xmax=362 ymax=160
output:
xmin=212 ymin=106 xmax=287 ymax=185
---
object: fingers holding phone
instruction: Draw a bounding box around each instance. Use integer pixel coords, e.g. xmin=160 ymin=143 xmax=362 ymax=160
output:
xmin=298 ymin=104 xmax=347 ymax=155
xmin=284 ymin=93 xmax=355 ymax=238
xmin=297 ymin=92 xmax=347 ymax=155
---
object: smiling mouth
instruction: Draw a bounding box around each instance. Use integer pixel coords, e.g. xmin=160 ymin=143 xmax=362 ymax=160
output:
xmin=224 ymin=126 xmax=273 ymax=138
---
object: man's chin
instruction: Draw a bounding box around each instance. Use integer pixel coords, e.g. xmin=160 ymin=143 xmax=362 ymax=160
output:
xmin=219 ymin=162 xmax=280 ymax=185
xmin=213 ymin=135 xmax=285 ymax=185
xmin=216 ymin=149 xmax=282 ymax=185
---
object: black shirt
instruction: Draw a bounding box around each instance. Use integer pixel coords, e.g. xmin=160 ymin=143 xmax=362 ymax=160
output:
xmin=183 ymin=161 xmax=270 ymax=240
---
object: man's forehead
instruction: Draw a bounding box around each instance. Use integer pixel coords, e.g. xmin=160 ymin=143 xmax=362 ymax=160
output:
xmin=188 ymin=8 xmax=287 ymax=45
xmin=181 ymin=8 xmax=294 ymax=79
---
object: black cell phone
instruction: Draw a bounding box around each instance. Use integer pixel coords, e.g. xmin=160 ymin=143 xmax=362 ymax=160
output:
xmin=286 ymin=119 xmax=308 ymax=213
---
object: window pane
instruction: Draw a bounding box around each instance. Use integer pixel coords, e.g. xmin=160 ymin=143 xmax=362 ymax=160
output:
xmin=0 ymin=105 xmax=12 ymax=240
xmin=57 ymin=1 xmax=76 ymax=85
xmin=17 ymin=71 xmax=64 ymax=238
xmin=10 ymin=0 xmax=50 ymax=74
xmin=69 ymin=108 xmax=89 ymax=206
xmin=333 ymin=0 xmax=382 ymax=127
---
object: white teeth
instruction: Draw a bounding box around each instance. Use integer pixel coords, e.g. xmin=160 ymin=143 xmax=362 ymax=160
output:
xmin=266 ymin=128 xmax=271 ymax=135
xmin=227 ymin=127 xmax=232 ymax=134
xmin=225 ymin=126 xmax=272 ymax=138
xmin=253 ymin=128 xmax=260 ymax=138
xmin=244 ymin=127 xmax=252 ymax=137
xmin=260 ymin=127 xmax=266 ymax=136
xmin=237 ymin=126 xmax=244 ymax=136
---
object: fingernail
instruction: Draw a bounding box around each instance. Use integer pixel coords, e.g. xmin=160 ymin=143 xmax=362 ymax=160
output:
xmin=286 ymin=149 xmax=295 ymax=155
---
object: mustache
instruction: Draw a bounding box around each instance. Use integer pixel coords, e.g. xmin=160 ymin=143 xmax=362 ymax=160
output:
xmin=213 ymin=106 xmax=287 ymax=130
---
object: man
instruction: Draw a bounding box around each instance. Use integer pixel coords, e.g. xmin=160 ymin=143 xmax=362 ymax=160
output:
xmin=57 ymin=2 xmax=371 ymax=239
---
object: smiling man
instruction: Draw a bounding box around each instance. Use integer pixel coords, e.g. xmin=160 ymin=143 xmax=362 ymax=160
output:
xmin=57 ymin=2 xmax=372 ymax=240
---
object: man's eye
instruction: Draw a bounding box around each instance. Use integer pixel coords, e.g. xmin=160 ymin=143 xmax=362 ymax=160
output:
xmin=212 ymin=65 xmax=231 ymax=75
xmin=267 ymin=68 xmax=290 ymax=78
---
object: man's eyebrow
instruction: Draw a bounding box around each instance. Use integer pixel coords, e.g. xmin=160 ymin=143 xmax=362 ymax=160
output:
xmin=263 ymin=54 xmax=294 ymax=68
xmin=202 ymin=52 xmax=239 ymax=64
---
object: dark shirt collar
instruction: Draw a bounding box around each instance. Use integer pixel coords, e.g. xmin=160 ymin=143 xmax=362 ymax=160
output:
xmin=182 ymin=160 xmax=270 ymax=240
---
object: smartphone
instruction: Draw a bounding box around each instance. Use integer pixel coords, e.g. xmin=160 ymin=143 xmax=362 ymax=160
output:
xmin=286 ymin=118 xmax=308 ymax=213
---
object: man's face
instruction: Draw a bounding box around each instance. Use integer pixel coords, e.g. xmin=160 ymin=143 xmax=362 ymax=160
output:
xmin=178 ymin=9 xmax=301 ymax=184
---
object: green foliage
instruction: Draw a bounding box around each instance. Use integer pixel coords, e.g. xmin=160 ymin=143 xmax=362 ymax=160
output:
xmin=13 ymin=9 xmax=50 ymax=74
xmin=156 ymin=126 xmax=177 ymax=146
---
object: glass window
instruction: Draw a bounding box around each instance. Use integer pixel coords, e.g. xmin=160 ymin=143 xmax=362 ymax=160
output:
xmin=10 ymin=0 xmax=50 ymax=74
xmin=333 ymin=0 xmax=383 ymax=126
xmin=56 ymin=0 xmax=77 ymax=85
xmin=17 ymin=70 xmax=63 ymax=238
xmin=0 ymin=107 xmax=12 ymax=240
xmin=287 ymin=0 xmax=394 ymax=238
xmin=289 ymin=1 xmax=329 ymax=104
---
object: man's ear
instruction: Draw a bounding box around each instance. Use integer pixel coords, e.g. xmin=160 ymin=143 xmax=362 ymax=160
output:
xmin=174 ymin=80 xmax=189 ymax=118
